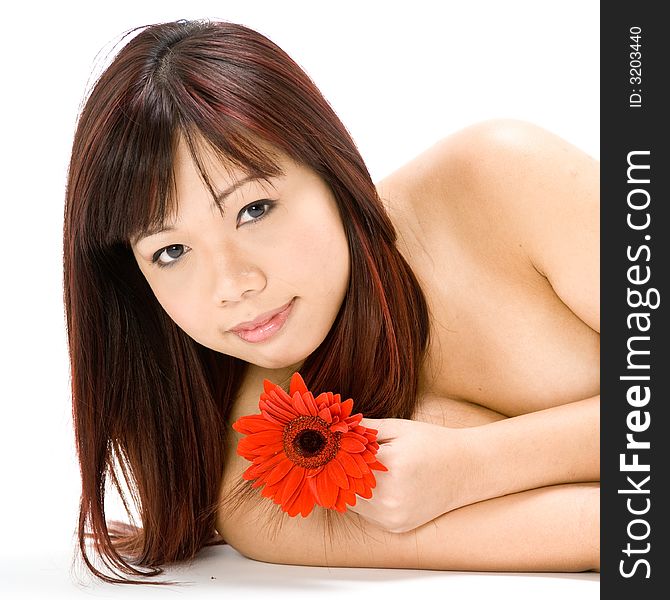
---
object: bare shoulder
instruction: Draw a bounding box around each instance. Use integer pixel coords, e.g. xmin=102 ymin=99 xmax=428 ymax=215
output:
xmin=445 ymin=119 xmax=600 ymax=332
xmin=378 ymin=118 xmax=598 ymax=235
xmin=438 ymin=118 xmax=600 ymax=234
xmin=378 ymin=119 xmax=600 ymax=332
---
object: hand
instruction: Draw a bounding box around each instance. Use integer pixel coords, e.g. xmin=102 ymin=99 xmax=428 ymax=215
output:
xmin=347 ymin=417 xmax=468 ymax=533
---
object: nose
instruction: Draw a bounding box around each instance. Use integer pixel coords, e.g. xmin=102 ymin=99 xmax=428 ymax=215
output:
xmin=209 ymin=249 xmax=267 ymax=303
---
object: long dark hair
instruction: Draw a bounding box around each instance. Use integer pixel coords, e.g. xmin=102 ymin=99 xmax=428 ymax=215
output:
xmin=63 ymin=18 xmax=431 ymax=584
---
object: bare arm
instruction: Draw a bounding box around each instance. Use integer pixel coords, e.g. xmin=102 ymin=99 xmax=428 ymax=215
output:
xmin=221 ymin=479 xmax=600 ymax=573
xmin=433 ymin=119 xmax=601 ymax=512
xmin=455 ymin=394 xmax=600 ymax=512
xmin=353 ymin=396 xmax=599 ymax=532
xmin=219 ymin=121 xmax=602 ymax=569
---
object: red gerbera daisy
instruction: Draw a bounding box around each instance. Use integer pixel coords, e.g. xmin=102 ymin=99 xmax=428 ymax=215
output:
xmin=232 ymin=372 xmax=388 ymax=518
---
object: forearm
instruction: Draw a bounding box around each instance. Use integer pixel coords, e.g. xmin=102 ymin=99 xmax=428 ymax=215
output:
xmin=451 ymin=395 xmax=600 ymax=510
xmin=419 ymin=482 xmax=600 ymax=573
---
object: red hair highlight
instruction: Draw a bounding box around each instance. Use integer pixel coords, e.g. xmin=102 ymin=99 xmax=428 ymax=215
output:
xmin=63 ymin=18 xmax=430 ymax=584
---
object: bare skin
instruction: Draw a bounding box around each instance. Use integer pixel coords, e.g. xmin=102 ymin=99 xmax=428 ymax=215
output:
xmin=213 ymin=119 xmax=600 ymax=571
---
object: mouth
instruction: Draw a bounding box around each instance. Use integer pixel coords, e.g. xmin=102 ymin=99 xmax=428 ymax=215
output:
xmin=229 ymin=298 xmax=296 ymax=343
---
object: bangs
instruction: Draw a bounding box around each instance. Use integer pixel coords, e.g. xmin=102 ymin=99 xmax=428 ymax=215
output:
xmin=78 ymin=18 xmax=306 ymax=252
xmin=119 ymin=122 xmax=286 ymax=248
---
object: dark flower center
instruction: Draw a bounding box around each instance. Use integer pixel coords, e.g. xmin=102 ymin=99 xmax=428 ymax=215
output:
xmin=294 ymin=430 xmax=326 ymax=456
xmin=283 ymin=415 xmax=341 ymax=468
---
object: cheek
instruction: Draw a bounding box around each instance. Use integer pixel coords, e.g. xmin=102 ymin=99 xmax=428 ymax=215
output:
xmin=286 ymin=211 xmax=349 ymax=289
xmin=150 ymin=280 xmax=197 ymax=329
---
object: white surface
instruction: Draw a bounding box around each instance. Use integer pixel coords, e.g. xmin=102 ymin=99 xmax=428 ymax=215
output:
xmin=1 ymin=0 xmax=599 ymax=597
xmin=3 ymin=544 xmax=599 ymax=599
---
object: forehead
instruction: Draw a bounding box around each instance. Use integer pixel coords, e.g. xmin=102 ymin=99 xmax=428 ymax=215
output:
xmin=174 ymin=135 xmax=300 ymax=210
xmin=176 ymin=133 xmax=261 ymax=178
xmin=173 ymin=132 xmax=299 ymax=195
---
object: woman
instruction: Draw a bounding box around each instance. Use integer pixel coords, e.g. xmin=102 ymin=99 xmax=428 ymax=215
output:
xmin=63 ymin=18 xmax=599 ymax=584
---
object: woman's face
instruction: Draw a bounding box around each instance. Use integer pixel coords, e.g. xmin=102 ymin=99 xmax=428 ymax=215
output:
xmin=131 ymin=136 xmax=350 ymax=371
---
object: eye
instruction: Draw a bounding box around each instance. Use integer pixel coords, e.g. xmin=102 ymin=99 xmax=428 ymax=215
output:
xmin=149 ymin=201 xmax=276 ymax=269
xmin=238 ymin=200 xmax=275 ymax=226
xmin=151 ymin=244 xmax=189 ymax=269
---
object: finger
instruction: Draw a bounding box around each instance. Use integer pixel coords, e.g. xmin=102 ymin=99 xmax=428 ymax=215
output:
xmin=358 ymin=417 xmax=382 ymax=432
xmin=348 ymin=495 xmax=369 ymax=509
xmin=359 ymin=418 xmax=396 ymax=446
xmin=346 ymin=498 xmax=388 ymax=529
xmin=346 ymin=495 xmax=372 ymax=517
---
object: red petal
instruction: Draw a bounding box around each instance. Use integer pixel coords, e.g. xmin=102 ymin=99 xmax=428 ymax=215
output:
xmin=352 ymin=477 xmax=370 ymax=497
xmin=325 ymin=457 xmax=349 ymax=489
xmin=342 ymin=488 xmax=357 ymax=508
xmin=351 ymin=451 xmax=370 ymax=474
xmin=345 ymin=414 xmax=363 ymax=426
xmin=317 ymin=406 xmax=333 ymax=423
xmin=284 ymin=496 xmax=300 ymax=517
xmin=262 ymin=395 xmax=299 ymax=420
xmin=298 ymin=489 xmax=316 ymax=517
xmin=241 ymin=466 xmax=256 ymax=481
xmin=250 ymin=451 xmax=285 ymax=470
xmin=237 ymin=439 xmax=264 ymax=459
xmin=282 ymin=474 xmax=304 ymax=507
xmin=347 ymin=431 xmax=368 ymax=445
xmin=260 ymin=480 xmax=281 ymax=498
xmin=278 ymin=465 xmax=305 ymax=505
xmin=271 ymin=386 xmax=294 ymax=404
xmin=249 ymin=428 xmax=284 ymax=445
xmin=239 ymin=429 xmax=283 ymax=450
xmin=362 ymin=469 xmax=377 ymax=489
xmin=289 ymin=372 xmax=309 ymax=396
xmin=250 ymin=441 xmax=284 ymax=458
xmin=340 ymin=398 xmax=354 ymax=419
xmin=350 ymin=477 xmax=364 ymax=494
xmin=233 ymin=414 xmax=281 ymax=434
xmin=340 ymin=436 xmax=366 ymax=453
xmin=315 ymin=471 xmax=338 ymax=508
xmin=259 ymin=410 xmax=287 ymax=427
xmin=358 ymin=485 xmax=373 ymax=500
xmin=307 ymin=475 xmax=319 ymax=498
xmin=305 ymin=466 xmax=324 ymax=478
xmin=265 ymin=458 xmax=295 ymax=486
xmin=360 ymin=449 xmax=376 ymax=463
xmin=289 ymin=391 xmax=309 ymax=415
xmin=284 ymin=487 xmax=314 ymax=517
xmin=369 ymin=460 xmax=388 ymax=472
xmin=302 ymin=392 xmax=319 ymax=416
xmin=335 ymin=450 xmax=362 ymax=478
xmin=334 ymin=488 xmax=347 ymax=512
xmin=329 ymin=421 xmax=348 ymax=434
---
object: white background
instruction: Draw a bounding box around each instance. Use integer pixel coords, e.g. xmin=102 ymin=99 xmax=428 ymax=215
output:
xmin=0 ymin=0 xmax=599 ymax=597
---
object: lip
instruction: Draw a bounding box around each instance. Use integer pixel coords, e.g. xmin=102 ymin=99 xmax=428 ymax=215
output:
xmin=229 ymin=298 xmax=295 ymax=343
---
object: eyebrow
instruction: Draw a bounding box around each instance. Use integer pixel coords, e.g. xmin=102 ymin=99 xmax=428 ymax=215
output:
xmin=133 ymin=174 xmax=265 ymax=242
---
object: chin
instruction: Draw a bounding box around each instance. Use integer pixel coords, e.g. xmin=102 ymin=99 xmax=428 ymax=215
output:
xmin=250 ymin=338 xmax=321 ymax=371
xmin=252 ymin=353 xmax=306 ymax=371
